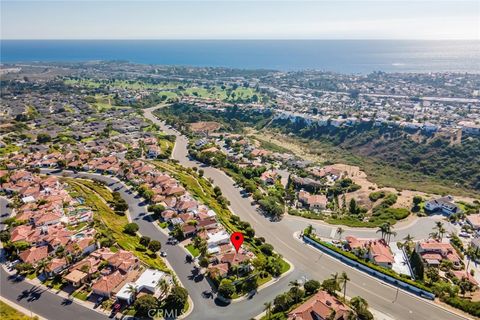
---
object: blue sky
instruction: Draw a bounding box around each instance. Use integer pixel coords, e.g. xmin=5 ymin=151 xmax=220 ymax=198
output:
xmin=1 ymin=1 xmax=479 ymax=39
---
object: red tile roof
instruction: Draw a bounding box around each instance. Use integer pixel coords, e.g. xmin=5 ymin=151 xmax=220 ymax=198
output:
xmin=287 ymin=290 xmax=351 ymax=320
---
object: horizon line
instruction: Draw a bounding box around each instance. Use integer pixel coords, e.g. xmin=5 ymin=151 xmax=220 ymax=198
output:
xmin=1 ymin=38 xmax=479 ymax=41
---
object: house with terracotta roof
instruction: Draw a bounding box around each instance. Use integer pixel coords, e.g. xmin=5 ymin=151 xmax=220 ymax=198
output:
xmin=345 ymin=236 xmax=395 ymax=269
xmin=45 ymin=257 xmax=68 ymax=277
xmin=415 ymin=240 xmax=462 ymax=268
xmin=92 ymin=270 xmax=125 ymax=298
xmin=107 ymin=250 xmax=139 ymax=273
xmin=260 ymin=170 xmax=278 ymax=185
xmin=451 ymin=270 xmax=479 ymax=287
xmin=298 ymin=190 xmax=328 ymax=212
xmin=287 ymin=290 xmax=352 ymax=320
xmin=18 ymin=246 xmax=49 ymax=266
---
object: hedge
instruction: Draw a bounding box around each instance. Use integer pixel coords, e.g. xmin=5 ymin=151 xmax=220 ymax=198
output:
xmin=304 ymin=234 xmax=433 ymax=293
xmin=442 ymin=296 xmax=480 ymax=317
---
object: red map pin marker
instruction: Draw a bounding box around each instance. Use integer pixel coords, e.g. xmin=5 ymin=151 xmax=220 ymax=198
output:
xmin=230 ymin=232 xmax=244 ymax=253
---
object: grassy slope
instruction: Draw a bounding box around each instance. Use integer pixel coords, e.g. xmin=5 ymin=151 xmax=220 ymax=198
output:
xmin=260 ymin=130 xmax=479 ymax=198
xmin=65 ymin=178 xmax=168 ymax=271
xmin=0 ymin=301 xmax=31 ymax=320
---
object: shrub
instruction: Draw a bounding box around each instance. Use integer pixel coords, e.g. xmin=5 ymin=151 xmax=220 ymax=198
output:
xmin=303 ymin=279 xmax=321 ymax=295
xmin=123 ymin=222 xmax=139 ymax=235
xmin=304 ymin=234 xmax=432 ymax=293
xmin=260 ymin=243 xmax=274 ymax=256
xmin=148 ymin=240 xmax=162 ymax=252
xmin=218 ymin=279 xmax=236 ymax=299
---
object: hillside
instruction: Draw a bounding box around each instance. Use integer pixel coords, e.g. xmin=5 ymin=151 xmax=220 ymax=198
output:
xmin=272 ymin=118 xmax=480 ymax=193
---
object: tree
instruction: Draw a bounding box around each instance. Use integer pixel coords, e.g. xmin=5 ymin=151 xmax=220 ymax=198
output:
xmin=349 ymin=198 xmax=359 ymax=215
xmin=376 ymin=222 xmax=396 ymax=242
xmin=321 ymin=274 xmax=340 ymax=295
xmin=339 ymin=271 xmax=350 ymax=300
xmin=350 ymin=296 xmax=373 ymax=320
xmin=259 ymin=243 xmax=274 ymax=256
xmin=289 ymin=285 xmax=305 ymax=304
xmin=303 ymin=279 xmax=321 ymax=295
xmin=273 ymin=292 xmax=293 ymax=312
xmin=199 ymin=257 xmax=209 ymax=268
xmin=218 ymin=279 xmax=236 ymax=299
xmin=36 ymin=260 xmax=48 ymax=275
xmin=171 ymin=224 xmax=184 ymax=240
xmin=0 ymin=230 xmax=10 ymax=243
xmin=156 ymin=278 xmax=170 ymax=298
xmin=403 ymin=234 xmax=414 ymax=252
xmin=148 ymin=204 xmax=165 ymax=215
xmin=425 ymin=267 xmax=440 ymax=284
xmin=466 ymin=245 xmax=479 ymax=271
xmin=123 ymin=223 xmax=139 ymax=235
xmin=304 ymin=224 xmax=315 ymax=236
xmin=164 ymin=286 xmax=188 ymax=311
xmin=125 ymin=284 xmax=138 ymax=301
xmin=133 ymin=294 xmax=157 ymax=317
xmin=15 ymin=262 xmax=34 ymax=275
xmin=459 ymin=278 xmax=473 ymax=297
xmin=336 ymin=227 xmax=344 ymax=240
xmin=412 ymin=195 xmax=423 ymax=207
xmin=140 ymin=236 xmax=151 ymax=246
xmin=410 ymin=251 xmax=424 ymax=280
xmin=434 ymin=221 xmax=446 ymax=241
xmin=263 ymin=301 xmax=272 ymax=320
xmin=148 ymin=240 xmax=162 ymax=252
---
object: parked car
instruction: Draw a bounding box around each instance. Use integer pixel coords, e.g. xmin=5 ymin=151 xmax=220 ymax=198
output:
xmin=160 ymin=251 xmax=167 ymax=257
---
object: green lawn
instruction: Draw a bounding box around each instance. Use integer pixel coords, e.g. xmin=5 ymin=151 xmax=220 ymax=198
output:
xmin=0 ymin=301 xmax=31 ymax=320
xmin=158 ymin=221 xmax=168 ymax=229
xmin=72 ymin=290 xmax=89 ymax=301
xmin=185 ymin=244 xmax=199 ymax=257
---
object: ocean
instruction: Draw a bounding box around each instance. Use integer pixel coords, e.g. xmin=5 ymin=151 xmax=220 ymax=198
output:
xmin=1 ymin=40 xmax=479 ymax=74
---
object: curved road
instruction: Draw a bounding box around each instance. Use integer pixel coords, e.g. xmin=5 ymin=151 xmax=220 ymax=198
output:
xmin=144 ymin=106 xmax=470 ymax=320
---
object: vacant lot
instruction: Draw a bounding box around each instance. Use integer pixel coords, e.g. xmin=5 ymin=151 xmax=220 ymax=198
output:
xmin=190 ymin=121 xmax=222 ymax=132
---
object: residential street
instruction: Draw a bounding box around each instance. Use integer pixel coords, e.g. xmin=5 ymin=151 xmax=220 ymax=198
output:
xmin=143 ymin=106 xmax=470 ymax=320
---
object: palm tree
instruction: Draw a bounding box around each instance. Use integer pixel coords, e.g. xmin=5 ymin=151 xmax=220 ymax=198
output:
xmin=338 ymin=271 xmax=350 ymax=301
xmin=376 ymin=222 xmax=396 ymax=242
xmin=434 ymin=221 xmax=446 ymax=241
xmin=156 ymin=278 xmax=170 ymax=298
xmin=376 ymin=222 xmax=391 ymax=241
xmin=466 ymin=245 xmax=479 ymax=272
xmin=289 ymin=280 xmax=302 ymax=303
xmin=263 ymin=301 xmax=272 ymax=320
xmin=330 ymin=272 xmax=339 ymax=286
xmin=350 ymin=296 xmax=369 ymax=317
xmin=125 ymin=284 xmax=138 ymax=302
xmin=336 ymin=227 xmax=344 ymax=241
xmin=403 ymin=234 xmax=414 ymax=252
xmin=304 ymin=224 xmax=315 ymax=236
xmin=386 ymin=228 xmax=397 ymax=243
xmin=429 ymin=231 xmax=439 ymax=240
xmin=37 ymin=259 xmax=48 ymax=276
